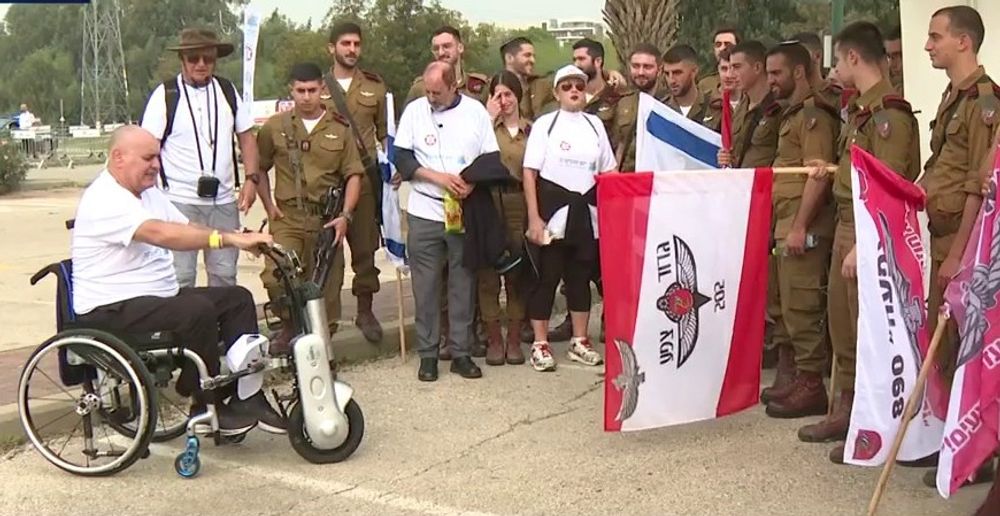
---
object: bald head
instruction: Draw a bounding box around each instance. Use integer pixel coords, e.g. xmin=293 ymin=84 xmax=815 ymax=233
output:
xmin=423 ymin=61 xmax=459 ymax=110
xmin=107 ymin=125 xmax=162 ymax=196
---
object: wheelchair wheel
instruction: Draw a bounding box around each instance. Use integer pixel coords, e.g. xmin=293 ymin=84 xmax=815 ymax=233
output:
xmin=287 ymin=398 xmax=364 ymax=464
xmin=104 ymin=369 xmax=190 ymax=443
xmin=18 ymin=329 xmax=157 ymax=477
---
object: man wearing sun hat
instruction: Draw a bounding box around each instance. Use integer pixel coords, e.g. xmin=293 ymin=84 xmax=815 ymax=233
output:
xmin=140 ymin=28 xmax=267 ymax=288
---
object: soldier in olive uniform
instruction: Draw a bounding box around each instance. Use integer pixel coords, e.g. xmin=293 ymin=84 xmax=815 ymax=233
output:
xmin=501 ymin=37 xmax=554 ymax=121
xmin=612 ymin=43 xmax=666 ymax=172
xmin=720 ymin=41 xmax=784 ymax=169
xmin=697 ymin=27 xmax=740 ymax=96
xmin=663 ymin=44 xmax=724 ymax=129
xmin=321 ymin=22 xmax=387 ymax=343
xmin=759 ymin=43 xmax=840 ymax=420
xmin=405 ymin=26 xmax=489 ymax=105
xmin=794 ymin=23 xmax=922 ymax=462
xmin=884 ymin=26 xmax=905 ymax=96
xmin=255 ymin=63 xmax=364 ymax=353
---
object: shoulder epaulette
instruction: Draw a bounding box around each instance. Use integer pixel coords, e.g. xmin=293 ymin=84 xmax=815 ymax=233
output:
xmin=466 ymin=73 xmax=487 ymax=94
xmin=879 ymin=95 xmax=914 ymax=114
xmin=806 ymin=96 xmax=840 ymax=121
xmin=763 ymin=101 xmax=783 ymax=117
xmin=824 ymin=82 xmax=844 ymax=95
xmin=361 ymin=70 xmax=383 ymax=83
xmin=329 ymin=111 xmax=350 ymax=127
xmin=709 ymin=96 xmax=724 ymax=109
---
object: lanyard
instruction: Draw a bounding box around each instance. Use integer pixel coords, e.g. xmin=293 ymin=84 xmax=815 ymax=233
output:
xmin=181 ymin=78 xmax=220 ymax=173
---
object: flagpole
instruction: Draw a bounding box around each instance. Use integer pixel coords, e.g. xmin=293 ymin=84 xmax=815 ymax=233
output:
xmin=639 ymin=166 xmax=835 ymax=175
xmin=827 ymin=357 xmax=838 ymax=418
xmin=396 ymin=266 xmax=407 ymax=362
xmin=867 ymin=310 xmax=949 ymax=516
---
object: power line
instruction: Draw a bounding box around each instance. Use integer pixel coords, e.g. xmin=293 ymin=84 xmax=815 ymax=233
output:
xmin=80 ymin=0 xmax=131 ymax=126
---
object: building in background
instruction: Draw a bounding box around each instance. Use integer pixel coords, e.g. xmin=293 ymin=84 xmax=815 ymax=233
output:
xmin=543 ymin=19 xmax=605 ymax=46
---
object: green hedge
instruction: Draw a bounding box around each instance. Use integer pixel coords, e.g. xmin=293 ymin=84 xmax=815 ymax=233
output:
xmin=0 ymin=138 xmax=28 ymax=193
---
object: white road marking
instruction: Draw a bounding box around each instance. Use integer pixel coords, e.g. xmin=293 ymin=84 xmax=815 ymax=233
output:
xmin=146 ymin=444 xmax=500 ymax=516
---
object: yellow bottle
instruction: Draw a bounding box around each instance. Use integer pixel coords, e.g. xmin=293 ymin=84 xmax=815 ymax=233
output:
xmin=443 ymin=191 xmax=464 ymax=234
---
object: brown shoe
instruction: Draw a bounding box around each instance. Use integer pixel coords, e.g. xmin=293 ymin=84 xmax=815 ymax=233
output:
xmin=760 ymin=346 xmax=795 ymax=404
xmin=485 ymin=321 xmax=505 ymax=366
xmin=798 ymin=389 xmax=853 ymax=443
xmin=505 ymin=319 xmax=526 ymax=365
xmin=829 ymin=443 xmax=846 ymax=465
xmin=548 ymin=315 xmax=573 ymax=342
xmin=765 ymin=371 xmax=828 ymax=419
xmin=355 ymin=293 xmax=384 ymax=343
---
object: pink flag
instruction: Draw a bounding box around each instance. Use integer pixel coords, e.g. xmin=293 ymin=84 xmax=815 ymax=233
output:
xmin=600 ymin=168 xmax=772 ymax=431
xmin=938 ymin=150 xmax=1000 ymax=497
xmin=844 ymin=145 xmax=944 ymax=466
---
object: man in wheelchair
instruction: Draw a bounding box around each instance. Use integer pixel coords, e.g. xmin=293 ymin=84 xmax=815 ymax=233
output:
xmin=70 ymin=126 xmax=285 ymax=435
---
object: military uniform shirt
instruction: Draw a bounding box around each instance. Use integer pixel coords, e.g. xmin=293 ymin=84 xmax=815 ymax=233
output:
xmin=257 ymin=109 xmax=365 ymax=205
xmin=321 ymin=68 xmax=387 ymax=162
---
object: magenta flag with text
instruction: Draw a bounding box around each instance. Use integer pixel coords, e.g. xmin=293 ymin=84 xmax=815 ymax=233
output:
xmin=938 ymin=151 xmax=1000 ymax=497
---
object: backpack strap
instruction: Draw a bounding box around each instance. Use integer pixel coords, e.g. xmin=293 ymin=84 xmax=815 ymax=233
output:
xmin=158 ymin=79 xmax=180 ymax=189
xmin=214 ymin=76 xmax=242 ymax=187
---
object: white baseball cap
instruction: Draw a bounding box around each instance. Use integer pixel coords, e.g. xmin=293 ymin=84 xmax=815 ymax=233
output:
xmin=553 ymin=64 xmax=588 ymax=86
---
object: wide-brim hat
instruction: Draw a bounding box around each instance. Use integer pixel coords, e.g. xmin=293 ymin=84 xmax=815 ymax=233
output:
xmin=166 ymin=28 xmax=234 ymax=58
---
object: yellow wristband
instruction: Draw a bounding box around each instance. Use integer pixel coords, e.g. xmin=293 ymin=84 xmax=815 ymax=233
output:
xmin=209 ymin=230 xmax=223 ymax=249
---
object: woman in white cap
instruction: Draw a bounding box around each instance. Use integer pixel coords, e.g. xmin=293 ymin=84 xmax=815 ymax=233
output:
xmin=521 ymin=64 xmax=617 ymax=372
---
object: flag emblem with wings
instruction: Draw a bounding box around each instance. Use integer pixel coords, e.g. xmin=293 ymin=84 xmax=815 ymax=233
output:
xmin=656 ymin=236 xmax=710 ymax=368
xmin=612 ymin=339 xmax=645 ymax=422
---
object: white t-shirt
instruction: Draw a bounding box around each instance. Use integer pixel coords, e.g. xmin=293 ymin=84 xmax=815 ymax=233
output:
xmin=17 ymin=111 xmax=36 ymax=129
xmin=680 ymin=104 xmax=693 ymax=117
xmin=394 ymin=95 xmax=499 ymax=223
xmin=337 ymin=77 xmax=353 ymax=93
xmin=71 ymin=170 xmax=190 ymax=315
xmin=140 ymin=75 xmax=254 ymax=206
xmin=523 ymin=110 xmax=617 ymax=239
xmin=302 ymin=114 xmax=323 ymax=135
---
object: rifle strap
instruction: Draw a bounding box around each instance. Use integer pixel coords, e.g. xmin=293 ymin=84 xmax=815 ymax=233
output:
xmin=323 ymin=72 xmax=374 ymax=168
xmin=281 ymin=114 xmax=305 ymax=210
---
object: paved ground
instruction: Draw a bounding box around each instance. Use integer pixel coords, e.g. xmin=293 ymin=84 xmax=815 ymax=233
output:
xmin=0 ymin=354 xmax=987 ymax=516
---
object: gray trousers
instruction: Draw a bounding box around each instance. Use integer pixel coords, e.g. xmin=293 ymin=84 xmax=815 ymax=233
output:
xmin=172 ymin=201 xmax=240 ymax=288
xmin=407 ymin=213 xmax=474 ymax=359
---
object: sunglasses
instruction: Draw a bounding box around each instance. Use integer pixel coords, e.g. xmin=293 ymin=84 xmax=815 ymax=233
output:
xmin=559 ymin=82 xmax=585 ymax=92
xmin=183 ymin=54 xmax=217 ymax=65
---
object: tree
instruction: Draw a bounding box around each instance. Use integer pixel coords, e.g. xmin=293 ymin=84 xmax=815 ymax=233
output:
xmin=603 ymin=0 xmax=680 ymax=69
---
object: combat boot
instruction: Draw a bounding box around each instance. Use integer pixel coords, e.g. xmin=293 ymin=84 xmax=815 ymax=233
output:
xmin=354 ymin=293 xmax=383 ymax=343
xmin=485 ymin=321 xmax=505 ymax=366
xmin=505 ymin=319 xmax=526 ymax=364
xmin=798 ymin=389 xmax=853 ymax=443
xmin=760 ymin=346 xmax=795 ymax=404
xmin=765 ymin=371 xmax=828 ymax=419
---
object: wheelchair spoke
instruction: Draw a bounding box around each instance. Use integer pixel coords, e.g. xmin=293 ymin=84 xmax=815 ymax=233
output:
xmin=33 ymin=407 xmax=81 ymax=434
xmin=36 ymin=369 xmax=79 ymax=402
xmin=28 ymin=396 xmax=78 ymax=404
xmin=55 ymin=419 xmax=83 ymax=458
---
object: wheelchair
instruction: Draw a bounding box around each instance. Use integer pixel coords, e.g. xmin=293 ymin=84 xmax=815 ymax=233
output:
xmin=19 ymin=204 xmax=365 ymax=478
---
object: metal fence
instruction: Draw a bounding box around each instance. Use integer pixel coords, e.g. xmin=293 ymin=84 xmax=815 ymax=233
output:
xmin=7 ymin=124 xmax=114 ymax=169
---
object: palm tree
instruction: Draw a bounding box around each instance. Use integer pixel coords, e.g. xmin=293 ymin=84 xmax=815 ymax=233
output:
xmin=602 ymin=0 xmax=681 ymax=68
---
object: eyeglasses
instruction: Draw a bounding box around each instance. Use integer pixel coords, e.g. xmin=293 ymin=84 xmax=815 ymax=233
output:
xmin=183 ymin=54 xmax=217 ymax=65
xmin=559 ymin=82 xmax=585 ymax=92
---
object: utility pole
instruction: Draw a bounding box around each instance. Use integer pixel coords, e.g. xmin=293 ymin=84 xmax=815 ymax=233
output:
xmin=831 ymin=0 xmax=845 ymax=34
xmin=80 ymin=0 xmax=131 ymax=127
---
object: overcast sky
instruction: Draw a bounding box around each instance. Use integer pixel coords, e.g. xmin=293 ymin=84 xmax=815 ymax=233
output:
xmin=0 ymin=1 xmax=606 ymax=29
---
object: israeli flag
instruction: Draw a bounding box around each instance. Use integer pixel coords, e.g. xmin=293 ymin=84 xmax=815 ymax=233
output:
xmin=635 ymin=92 xmax=722 ymax=171
xmin=378 ymin=93 xmax=407 ymax=270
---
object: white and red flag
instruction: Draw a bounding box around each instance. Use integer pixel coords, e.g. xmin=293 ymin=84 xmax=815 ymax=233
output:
xmin=937 ymin=151 xmax=1000 ymax=497
xmin=600 ymin=168 xmax=772 ymax=431
xmin=844 ymin=146 xmax=945 ymax=466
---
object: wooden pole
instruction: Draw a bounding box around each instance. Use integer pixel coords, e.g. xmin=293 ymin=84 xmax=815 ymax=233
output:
xmin=866 ymin=311 xmax=949 ymax=516
xmin=395 ymin=267 xmax=407 ymax=362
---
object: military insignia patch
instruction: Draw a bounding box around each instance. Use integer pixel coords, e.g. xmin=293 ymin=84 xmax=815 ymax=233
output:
xmin=983 ymin=107 xmax=998 ymax=125
xmin=873 ymin=111 xmax=891 ymax=139
xmin=806 ymin=117 xmax=817 ymax=130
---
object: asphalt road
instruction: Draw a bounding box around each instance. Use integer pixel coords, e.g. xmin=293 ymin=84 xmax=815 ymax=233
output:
xmin=0 ymin=347 xmax=986 ymax=516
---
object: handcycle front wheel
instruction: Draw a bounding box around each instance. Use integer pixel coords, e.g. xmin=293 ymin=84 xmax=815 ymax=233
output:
xmin=287 ymin=398 xmax=364 ymax=464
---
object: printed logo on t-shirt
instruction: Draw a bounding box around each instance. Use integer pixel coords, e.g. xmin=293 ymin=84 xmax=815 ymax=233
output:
xmin=559 ymin=141 xmax=571 ymax=151
xmin=424 ymin=134 xmax=438 ymax=146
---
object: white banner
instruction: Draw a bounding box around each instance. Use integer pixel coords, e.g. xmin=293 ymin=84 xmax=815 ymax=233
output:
xmin=242 ymin=5 xmax=262 ymax=107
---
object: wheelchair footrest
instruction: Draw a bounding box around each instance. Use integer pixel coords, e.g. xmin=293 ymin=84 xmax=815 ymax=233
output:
xmin=200 ymin=362 xmax=267 ymax=391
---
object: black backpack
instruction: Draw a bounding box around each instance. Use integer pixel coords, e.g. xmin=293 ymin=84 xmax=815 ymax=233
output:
xmin=144 ymin=75 xmax=241 ymax=189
